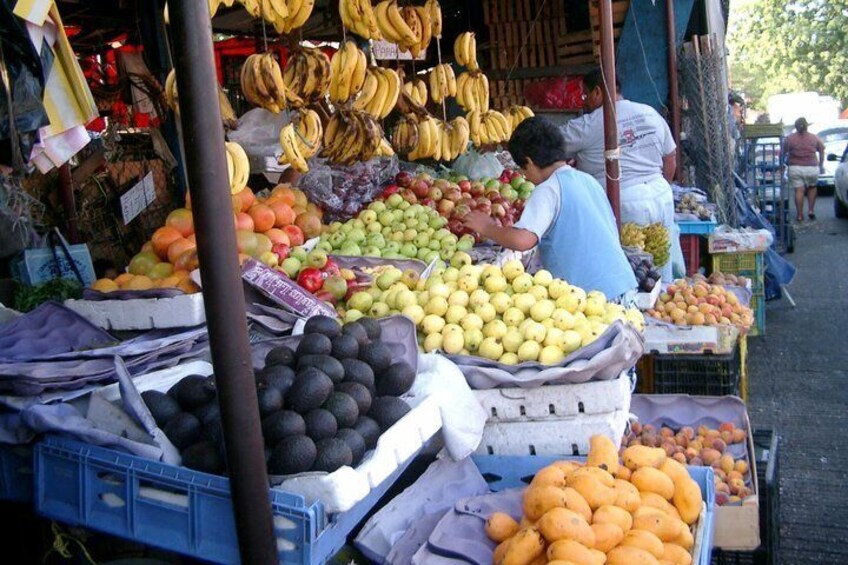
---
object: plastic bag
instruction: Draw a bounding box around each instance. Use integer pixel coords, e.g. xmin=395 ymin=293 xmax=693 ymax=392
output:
xmin=451 ymin=148 xmax=503 ymax=180
xmin=298 ymin=155 xmax=399 ymax=222
xmin=227 ymin=108 xmax=291 ymax=173
xmin=523 ymin=76 xmax=584 ymax=110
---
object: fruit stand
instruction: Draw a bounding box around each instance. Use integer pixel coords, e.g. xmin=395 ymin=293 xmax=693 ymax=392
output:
xmin=0 ymin=0 xmax=780 ymax=564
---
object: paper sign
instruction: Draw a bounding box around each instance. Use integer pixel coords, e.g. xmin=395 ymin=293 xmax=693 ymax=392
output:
xmin=120 ymin=172 xmax=156 ymax=225
xmin=371 ymin=39 xmax=426 ymax=61
xmin=241 ymin=258 xmax=338 ymax=319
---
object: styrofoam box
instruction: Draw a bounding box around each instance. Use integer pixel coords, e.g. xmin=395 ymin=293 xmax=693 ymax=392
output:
xmin=643 ymin=322 xmax=740 ymax=355
xmin=475 ymin=409 xmax=631 ymax=457
xmin=110 ymin=362 xmax=442 ymax=514
xmin=473 ymin=371 xmax=632 ymax=422
xmin=635 ymin=277 xmax=662 ymax=310
xmin=64 ymin=293 xmax=206 ymax=330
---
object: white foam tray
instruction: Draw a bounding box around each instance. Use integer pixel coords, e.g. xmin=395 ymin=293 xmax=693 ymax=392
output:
xmin=64 ymin=293 xmax=206 ymax=330
xmin=110 ymin=361 xmax=442 ymax=514
xmin=635 ymin=277 xmax=662 ymax=310
xmin=475 ymin=409 xmax=631 ymax=457
xmin=473 ymin=371 xmax=632 ymax=421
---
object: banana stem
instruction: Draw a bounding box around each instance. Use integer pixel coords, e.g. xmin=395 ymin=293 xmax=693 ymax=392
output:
xmin=260 ymin=17 xmax=269 ymax=52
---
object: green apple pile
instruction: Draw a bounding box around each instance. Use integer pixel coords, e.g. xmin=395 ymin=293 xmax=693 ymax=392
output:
xmin=315 ymin=194 xmax=476 ymax=264
xmin=338 ymin=258 xmax=646 ymax=365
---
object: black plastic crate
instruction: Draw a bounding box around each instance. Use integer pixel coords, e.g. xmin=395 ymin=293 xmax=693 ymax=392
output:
xmin=712 ymin=429 xmax=780 ymax=565
xmin=651 ymin=345 xmax=742 ymax=396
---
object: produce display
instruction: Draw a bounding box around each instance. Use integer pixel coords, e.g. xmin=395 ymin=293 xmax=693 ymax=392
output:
xmin=338 ymin=259 xmax=645 ymax=363
xmin=698 ymin=271 xmax=750 ymax=288
xmin=675 ymin=193 xmax=713 ymax=220
xmin=621 ymin=223 xmax=671 ymax=268
xmin=626 ymin=253 xmax=661 ymax=293
xmin=484 ymin=434 xmax=703 ymax=565
xmin=143 ymin=316 xmax=413 ymax=476
xmin=645 ymin=278 xmax=754 ymax=330
xmin=624 ymin=422 xmax=751 ymax=506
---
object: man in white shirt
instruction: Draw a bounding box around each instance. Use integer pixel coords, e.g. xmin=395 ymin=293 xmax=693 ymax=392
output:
xmin=561 ymin=68 xmax=682 ymax=280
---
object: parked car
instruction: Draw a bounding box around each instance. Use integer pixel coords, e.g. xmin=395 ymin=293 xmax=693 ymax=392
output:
xmin=835 ymin=144 xmax=848 ymax=218
xmin=816 ymin=126 xmax=848 ymax=188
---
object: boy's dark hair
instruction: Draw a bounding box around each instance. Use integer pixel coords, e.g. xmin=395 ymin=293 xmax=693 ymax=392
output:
xmin=583 ymin=67 xmax=621 ymax=93
xmin=508 ymin=117 xmax=569 ymax=169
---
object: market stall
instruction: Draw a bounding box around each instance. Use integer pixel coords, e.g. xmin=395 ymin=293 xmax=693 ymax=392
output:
xmin=0 ymin=0 xmax=782 ymax=564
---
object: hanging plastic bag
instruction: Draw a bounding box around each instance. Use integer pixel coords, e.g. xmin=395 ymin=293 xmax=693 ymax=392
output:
xmin=451 ymin=148 xmax=504 ymax=180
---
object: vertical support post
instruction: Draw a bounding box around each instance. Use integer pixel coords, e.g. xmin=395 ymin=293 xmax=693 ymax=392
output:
xmin=598 ymin=0 xmax=621 ymax=228
xmin=57 ymin=163 xmax=79 ymax=243
xmin=666 ymin=0 xmax=683 ymax=182
xmin=167 ymin=2 xmax=277 ymax=563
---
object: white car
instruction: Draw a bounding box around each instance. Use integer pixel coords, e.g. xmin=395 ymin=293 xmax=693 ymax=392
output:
xmin=817 ymin=127 xmax=848 ymax=188
xmin=835 ymin=144 xmax=848 ymax=218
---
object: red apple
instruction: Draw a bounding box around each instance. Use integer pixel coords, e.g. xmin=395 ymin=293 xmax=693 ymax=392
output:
xmin=433 ymin=178 xmax=450 ymax=190
xmin=428 ymin=186 xmax=443 ymax=201
xmin=458 ymin=180 xmax=472 ymax=192
xmin=448 ymin=218 xmax=465 ymax=233
xmin=412 ymin=179 xmax=431 ymax=198
xmin=271 ymin=242 xmax=290 ymax=261
xmin=454 ymin=204 xmax=471 ymax=218
xmin=421 ymin=198 xmax=436 ymax=208
xmin=395 ymin=171 xmax=413 ymax=187
xmin=444 ymin=188 xmax=462 ymax=202
xmin=469 ymin=181 xmax=485 ymax=197
xmin=492 ymin=202 xmax=507 ymax=217
xmin=476 ymin=201 xmax=492 ymax=214
xmin=438 ymin=199 xmax=455 ymax=215
xmin=401 ymin=189 xmax=418 ymax=203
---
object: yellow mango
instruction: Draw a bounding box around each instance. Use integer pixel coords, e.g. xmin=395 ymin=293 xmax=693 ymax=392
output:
xmin=537 ymin=507 xmax=595 ymax=547
xmin=586 ymin=434 xmax=620 ymax=475
xmin=632 ymin=466 xmax=676 ymax=500
xmin=591 ymin=522 xmax=624 ymax=552
xmin=672 ymin=477 xmax=702 ymax=525
xmin=606 ymin=546 xmax=661 ymax=565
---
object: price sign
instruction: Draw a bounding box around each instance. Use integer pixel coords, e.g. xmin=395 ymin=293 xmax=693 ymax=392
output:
xmin=371 ymin=40 xmax=426 ymax=61
xmin=120 ymin=172 xmax=156 ymax=225
xmin=241 ymin=258 xmax=338 ymax=319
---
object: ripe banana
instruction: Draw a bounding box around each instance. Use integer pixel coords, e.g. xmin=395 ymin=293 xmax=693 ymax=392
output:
xmin=407 ymin=115 xmax=440 ymax=161
xmin=403 ymin=78 xmax=428 ymax=108
xmin=411 ymin=6 xmax=432 ymax=59
xmin=456 ymin=71 xmax=489 ymax=112
xmin=505 ymin=105 xmax=535 ymax=132
xmin=341 ymin=0 xmax=382 ymax=40
xmin=425 ymin=0 xmax=442 ymax=38
xmin=282 ymin=46 xmax=332 ymax=103
xmin=321 ymin=110 xmax=384 ymax=165
xmin=329 ymin=41 xmax=360 ymax=104
xmin=428 ymin=63 xmax=456 ymax=104
xmin=375 ymin=0 xmax=429 ymax=51
xmin=279 ymin=123 xmax=309 ymax=173
xmin=225 ymin=141 xmax=250 ymax=193
xmin=468 ymin=110 xmax=511 ymax=148
xmin=241 ymin=53 xmax=298 ymax=113
xmin=357 ymin=67 xmax=401 ymax=119
xmin=391 ymin=114 xmax=419 ymax=154
xmin=294 ymin=108 xmax=323 ymax=159
xmin=454 ymin=32 xmax=478 ymax=71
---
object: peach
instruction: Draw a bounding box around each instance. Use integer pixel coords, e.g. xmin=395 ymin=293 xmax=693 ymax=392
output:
xmin=660 ymin=427 xmax=675 ymax=439
xmin=672 ymin=452 xmax=687 ymax=465
xmin=720 ymin=454 xmax=735 ymax=475
xmin=732 ymin=429 xmax=747 ymax=444
xmin=700 ymin=448 xmax=721 ymax=466
xmin=715 ymin=481 xmax=730 ymax=494
xmin=248 ymin=203 xmax=276 ymax=233
xmin=270 ymin=201 xmax=297 ymax=227
xmin=152 ymin=226 xmax=183 ymax=260
xmin=166 ymin=238 xmax=196 ymax=264
xmin=719 ymin=422 xmax=735 ymax=433
xmin=283 ymin=225 xmax=305 ymax=246
xmin=734 ymin=460 xmax=749 ymax=475
xmin=714 ymin=468 xmax=727 ymax=481
xmin=681 ymin=427 xmax=695 ymax=440
xmin=720 ymin=430 xmax=733 ymax=444
xmin=711 ymin=438 xmax=727 ymax=454
xmin=631 ymin=422 xmax=643 ymax=435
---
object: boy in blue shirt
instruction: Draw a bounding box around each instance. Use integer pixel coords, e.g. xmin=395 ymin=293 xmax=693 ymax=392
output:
xmin=461 ymin=117 xmax=636 ymax=300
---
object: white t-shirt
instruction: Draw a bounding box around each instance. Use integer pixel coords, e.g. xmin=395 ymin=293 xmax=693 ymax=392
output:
xmin=561 ymin=100 xmax=677 ymax=189
xmin=513 ymin=164 xmax=570 ymax=241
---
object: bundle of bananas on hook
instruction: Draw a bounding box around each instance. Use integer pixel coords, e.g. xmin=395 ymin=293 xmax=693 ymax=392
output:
xmin=456 ymin=71 xmax=490 ymax=112
xmin=391 ymin=115 xmax=420 ymax=155
xmin=282 ymin=46 xmax=332 ymax=105
xmin=241 ymin=53 xmax=303 ymax=113
xmin=329 ymin=41 xmax=368 ymax=105
xmin=352 ymin=67 xmax=402 ymax=120
xmin=453 ymin=32 xmax=478 ymax=71
xmin=225 ymin=141 xmax=250 ymax=194
xmin=504 ymin=105 xmax=535 ymax=132
xmin=278 ymin=108 xmax=324 ymax=173
xmin=467 ymin=110 xmax=511 ymax=147
xmin=162 ymin=69 xmax=238 ymax=129
xmin=322 ymin=110 xmax=384 ymax=165
xmin=429 ymin=63 xmax=457 ymax=104
xmin=402 ymin=78 xmax=428 ymax=108
xmin=407 ymin=115 xmax=440 ymax=161
xmin=435 ymin=117 xmax=471 ymax=162
xmin=241 ymin=0 xmax=315 ymax=34
xmin=374 ymin=1 xmax=438 ymax=58
xmin=339 ymin=0 xmax=382 ymax=40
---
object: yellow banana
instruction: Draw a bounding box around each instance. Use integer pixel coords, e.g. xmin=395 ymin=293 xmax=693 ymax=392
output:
xmin=354 ymin=69 xmax=379 ymax=112
xmin=284 ymin=0 xmax=314 ymax=32
xmin=414 ymin=6 xmax=431 ymax=57
xmin=374 ymin=1 xmax=402 ymax=43
xmin=387 ymin=1 xmax=419 ymax=45
xmin=426 ymin=0 xmax=442 ymax=38
xmin=225 ymin=141 xmax=250 ymax=193
xmin=380 ymin=68 xmax=401 ymax=118
xmin=350 ymin=46 xmax=367 ymax=95
xmin=279 ymin=124 xmax=309 ymax=173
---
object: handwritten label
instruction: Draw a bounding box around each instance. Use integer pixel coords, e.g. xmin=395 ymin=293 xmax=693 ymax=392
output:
xmin=371 ymin=40 xmax=426 ymax=61
xmin=120 ymin=172 xmax=156 ymax=225
xmin=241 ymin=258 xmax=338 ymax=319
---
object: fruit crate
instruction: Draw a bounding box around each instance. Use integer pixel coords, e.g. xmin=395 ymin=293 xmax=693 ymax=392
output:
xmin=711 ymin=429 xmax=780 ymax=565
xmin=678 ymin=220 xmax=718 ymax=235
xmin=0 ymin=444 xmax=33 ymax=502
xmin=34 ymin=434 xmax=420 ymax=565
xmin=681 ymin=234 xmax=702 ymax=276
xmin=711 ymin=253 xmax=764 ymax=293
xmin=749 ymin=292 xmax=765 ymax=337
xmin=472 ymin=455 xmax=715 ymax=565
xmin=648 ymin=343 xmax=743 ymax=397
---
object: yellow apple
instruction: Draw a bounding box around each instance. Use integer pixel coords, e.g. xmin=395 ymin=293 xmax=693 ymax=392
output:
xmin=539 ymin=345 xmax=565 ymax=364
xmin=475 ymin=303 xmax=497 ymax=323
xmin=448 ymin=290 xmax=470 ymax=307
xmin=483 ymin=319 xmax=508 ymax=339
xmin=502 ymin=259 xmax=525 ymax=282
xmin=533 ymin=269 xmax=553 ymax=287
xmin=478 ymin=336 xmax=504 ymax=360
xmin=517 ymin=340 xmax=541 ymax=362
xmin=530 ymin=299 xmax=556 ymax=322
xmin=423 ymin=332 xmax=443 ymax=352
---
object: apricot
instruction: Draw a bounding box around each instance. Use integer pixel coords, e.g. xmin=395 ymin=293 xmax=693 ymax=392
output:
xmin=152 ymin=226 xmax=183 ymax=260
xmin=248 ymin=203 xmax=276 ymax=233
xmin=734 ymin=460 xmax=749 ymax=475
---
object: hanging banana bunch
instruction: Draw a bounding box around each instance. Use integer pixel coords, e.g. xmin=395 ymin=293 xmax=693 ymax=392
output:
xmin=376 ymin=137 xmax=395 ymax=157
xmin=241 ymin=53 xmax=303 ymax=113
xmin=437 ymin=116 xmax=470 ymax=161
xmin=252 ymin=0 xmax=315 ymax=34
xmin=504 ymin=105 xmax=535 ymax=132
xmin=163 ymin=69 xmax=239 ymax=129
xmin=278 ymin=108 xmax=324 ymax=173
xmin=340 ymin=0 xmax=382 ymax=40
xmin=428 ymin=63 xmax=457 ymax=104
xmin=454 ymin=31 xmax=478 ymax=71
xmin=322 ymin=110 xmax=384 ymax=165
xmin=282 ymin=46 xmax=332 ymax=105
xmin=405 ymin=115 xmax=441 ymax=161
xmin=352 ymin=67 xmax=402 ymax=120
xmin=402 ymin=78 xmax=428 ymax=108
xmin=391 ymin=115 xmax=419 ymax=155
xmin=373 ymin=1 xmax=431 ymax=56
xmin=225 ymin=141 xmax=250 ymax=194
xmin=468 ymin=110 xmax=511 ymax=147
xmin=425 ymin=0 xmax=442 ymax=38
xmin=329 ymin=41 xmax=367 ymax=106
xmin=456 ymin=71 xmax=490 ymax=112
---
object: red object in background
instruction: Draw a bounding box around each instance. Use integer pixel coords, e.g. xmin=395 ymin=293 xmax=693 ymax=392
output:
xmin=86 ymin=117 xmax=106 ymax=132
xmin=297 ymin=267 xmax=324 ymax=293
xmin=523 ymin=76 xmax=584 ymax=111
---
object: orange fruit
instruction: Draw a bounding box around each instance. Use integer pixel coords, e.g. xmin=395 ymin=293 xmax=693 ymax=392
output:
xmin=294 ymin=212 xmax=323 ymax=239
xmin=156 ymin=275 xmax=181 ymax=288
xmin=140 ymin=241 xmax=154 ymax=254
xmin=264 ymin=228 xmax=290 ymax=246
xmin=283 ymin=225 xmax=305 ymax=246
xmin=248 ymin=203 xmax=276 ymax=233
xmin=174 ymin=248 xmax=199 ymax=272
xmin=167 ymin=238 xmax=197 ymax=264
xmin=171 ymin=269 xmax=190 ymax=280
xmin=176 ymin=276 xmax=200 ymax=294
xmin=125 ymin=275 xmax=154 ymax=290
xmin=165 ymin=208 xmax=194 ymax=237
xmin=114 ymin=273 xmax=134 ymax=286
xmin=235 ymin=188 xmax=255 ymax=212
xmin=152 ymin=226 xmax=183 ymax=260
xmin=91 ymin=278 xmax=119 ymax=292
xmin=270 ymin=201 xmax=296 ymax=227
xmin=128 ymin=252 xmax=160 ymax=275
xmin=270 ymin=184 xmax=297 ymax=206
xmin=235 ymin=212 xmax=255 ymax=232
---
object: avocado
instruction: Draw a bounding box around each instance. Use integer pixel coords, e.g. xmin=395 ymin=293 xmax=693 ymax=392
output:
xmin=257 ymin=386 xmax=284 ymax=417
xmin=202 ymin=417 xmax=224 ymax=445
xmin=312 ymin=438 xmax=353 ymax=473
xmin=334 ymin=381 xmax=372 ymax=415
xmin=297 ymin=355 xmax=344 ymax=383
xmin=168 ymin=375 xmax=216 ymax=410
xmin=257 ymin=365 xmax=296 ymax=395
xmin=265 ymin=345 xmax=295 ymax=367
xmin=304 ymin=409 xmax=338 ymax=441
xmin=268 ymin=435 xmax=317 ymax=475
xmin=341 ymin=321 xmax=370 ymax=347
xmin=296 ymin=333 xmax=332 ymax=356
xmin=181 ymin=441 xmax=225 ymax=474
xmin=354 ymin=416 xmax=382 ymax=448
xmin=368 ymin=397 xmax=411 ymax=431
xmin=262 ymin=410 xmax=306 ymax=445
xmin=330 ymin=334 xmax=360 ymax=360
xmin=194 ymin=401 xmax=221 ymax=426
xmin=142 ymin=390 xmax=182 ymax=427
xmin=303 ymin=315 xmax=342 ymax=338
xmin=357 ymin=317 xmax=382 ymax=341
xmin=164 ymin=412 xmax=203 ymax=449
xmin=287 ymin=367 xmax=334 ymax=413
xmin=359 ymin=341 xmax=392 ymax=374
xmin=341 ymin=358 xmax=375 ymax=391
xmin=376 ymin=361 xmax=416 ymax=396
xmin=335 ymin=429 xmax=367 ymax=465
xmin=323 ymin=392 xmax=360 ymax=428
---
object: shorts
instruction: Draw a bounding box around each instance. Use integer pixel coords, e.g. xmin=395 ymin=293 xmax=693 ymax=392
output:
xmin=787 ymin=166 xmax=819 ymax=189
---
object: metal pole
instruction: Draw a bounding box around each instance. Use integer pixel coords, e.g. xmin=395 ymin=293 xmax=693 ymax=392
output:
xmin=167 ymin=2 xmax=277 ymax=564
xmin=666 ymin=0 xmax=683 ymax=182
xmin=598 ymin=0 xmax=621 ymax=228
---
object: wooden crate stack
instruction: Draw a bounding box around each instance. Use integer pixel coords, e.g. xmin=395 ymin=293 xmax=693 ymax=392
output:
xmin=490 ymin=78 xmax=535 ymax=109
xmin=483 ymin=0 xmax=567 ymax=71
xmin=588 ymin=0 xmax=630 ymax=57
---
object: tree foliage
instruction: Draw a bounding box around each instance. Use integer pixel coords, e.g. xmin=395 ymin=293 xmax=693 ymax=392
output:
xmin=727 ymin=0 xmax=848 ymax=110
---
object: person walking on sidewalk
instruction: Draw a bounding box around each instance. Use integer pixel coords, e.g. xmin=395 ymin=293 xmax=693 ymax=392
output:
xmin=783 ymin=117 xmax=825 ymax=221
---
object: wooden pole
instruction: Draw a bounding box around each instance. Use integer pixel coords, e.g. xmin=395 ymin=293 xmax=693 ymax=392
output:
xmin=598 ymin=0 xmax=621 ymax=227
xmin=666 ymin=0 xmax=683 ymax=182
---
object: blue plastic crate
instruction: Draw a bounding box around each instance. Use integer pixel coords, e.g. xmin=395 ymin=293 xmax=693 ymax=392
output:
xmin=0 ymin=444 xmax=33 ymax=502
xmin=35 ymin=435 xmax=414 ymax=564
xmin=472 ymin=455 xmax=715 ymax=565
xmin=678 ymin=220 xmax=718 ymax=235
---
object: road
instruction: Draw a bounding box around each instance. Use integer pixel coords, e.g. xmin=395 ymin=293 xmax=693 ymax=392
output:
xmin=747 ymin=195 xmax=848 ymax=564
